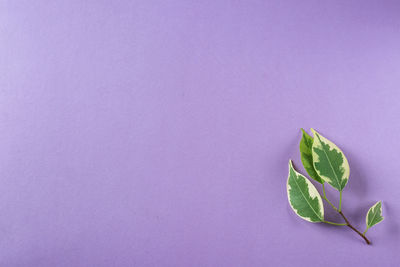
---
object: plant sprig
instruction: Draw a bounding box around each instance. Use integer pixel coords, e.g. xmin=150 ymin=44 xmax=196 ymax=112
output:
xmin=286 ymin=128 xmax=384 ymax=245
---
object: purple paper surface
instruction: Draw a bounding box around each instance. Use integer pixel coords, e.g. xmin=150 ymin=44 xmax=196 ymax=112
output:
xmin=1 ymin=1 xmax=400 ymax=266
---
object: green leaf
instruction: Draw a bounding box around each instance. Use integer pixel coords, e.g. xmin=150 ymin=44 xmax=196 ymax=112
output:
xmin=311 ymin=129 xmax=350 ymax=191
xmin=366 ymin=201 xmax=384 ymax=230
xmin=299 ymin=129 xmax=324 ymax=184
xmin=287 ymin=160 xmax=324 ymax=222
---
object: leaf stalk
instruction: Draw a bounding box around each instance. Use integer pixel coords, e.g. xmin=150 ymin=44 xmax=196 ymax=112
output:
xmin=321 ymin=194 xmax=371 ymax=245
xmin=323 ymin=220 xmax=347 ymax=226
xmin=322 ymin=183 xmax=338 ymax=211
xmin=338 ymin=211 xmax=371 ymax=245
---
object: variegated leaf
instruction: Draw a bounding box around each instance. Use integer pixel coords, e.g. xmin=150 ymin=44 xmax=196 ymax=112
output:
xmin=299 ymin=129 xmax=324 ymax=184
xmin=311 ymin=129 xmax=350 ymax=191
xmin=287 ymin=160 xmax=324 ymax=222
xmin=366 ymin=201 xmax=384 ymax=230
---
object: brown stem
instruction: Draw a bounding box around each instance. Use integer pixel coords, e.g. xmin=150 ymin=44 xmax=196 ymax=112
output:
xmin=338 ymin=211 xmax=371 ymax=245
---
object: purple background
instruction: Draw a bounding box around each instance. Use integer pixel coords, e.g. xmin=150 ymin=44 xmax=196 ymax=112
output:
xmin=1 ymin=1 xmax=400 ymax=266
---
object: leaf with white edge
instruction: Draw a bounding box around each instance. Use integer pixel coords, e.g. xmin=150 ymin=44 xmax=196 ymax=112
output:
xmin=365 ymin=201 xmax=384 ymax=231
xmin=311 ymin=129 xmax=350 ymax=191
xmin=287 ymin=160 xmax=324 ymax=223
xmin=300 ymin=129 xmax=324 ymax=184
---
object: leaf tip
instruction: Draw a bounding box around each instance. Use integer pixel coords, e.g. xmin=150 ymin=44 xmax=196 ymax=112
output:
xmin=310 ymin=128 xmax=317 ymax=136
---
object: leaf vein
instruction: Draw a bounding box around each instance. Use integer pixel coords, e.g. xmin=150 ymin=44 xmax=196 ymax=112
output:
xmin=316 ymin=133 xmax=342 ymax=190
xmin=291 ymin=172 xmax=322 ymax=221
